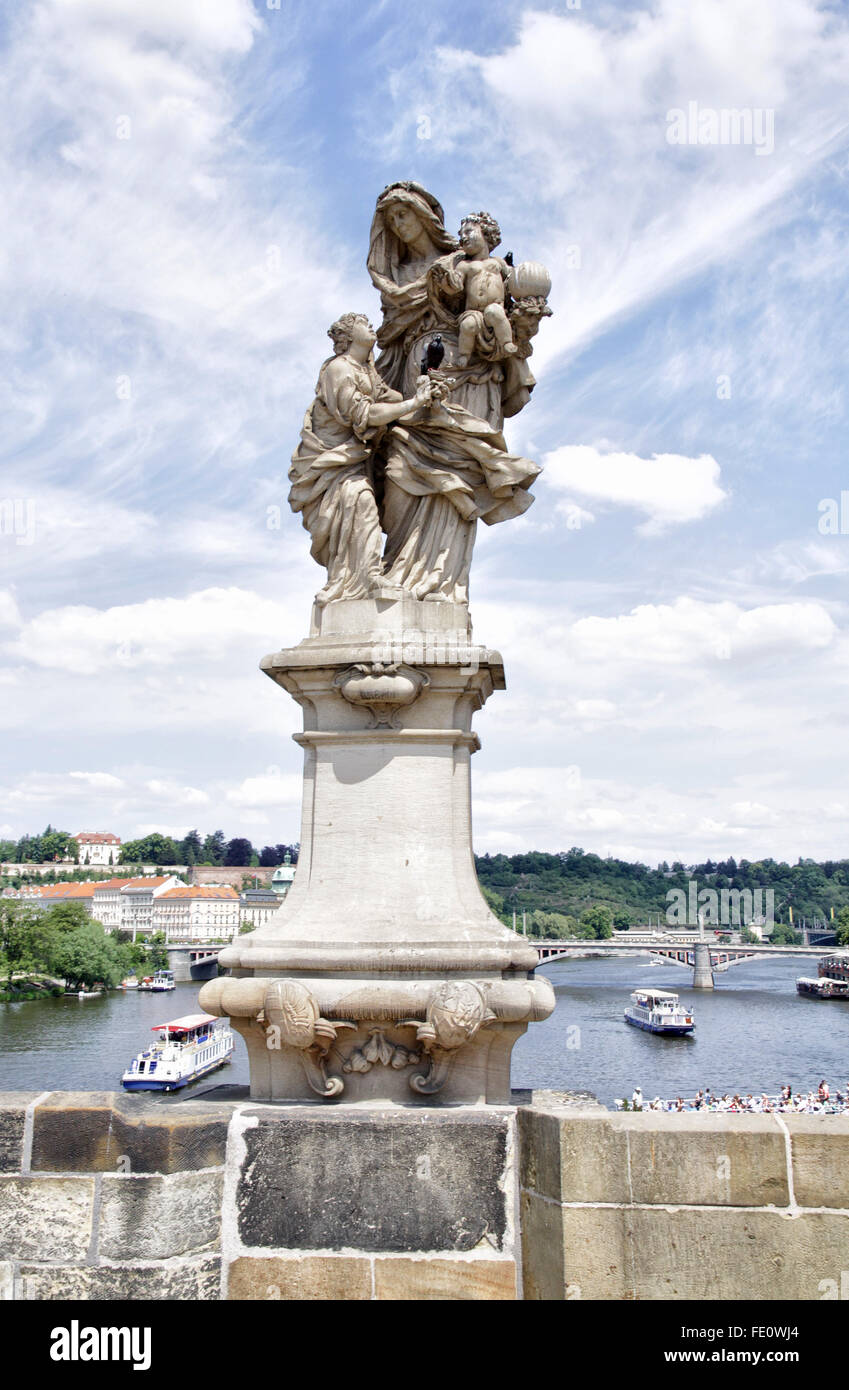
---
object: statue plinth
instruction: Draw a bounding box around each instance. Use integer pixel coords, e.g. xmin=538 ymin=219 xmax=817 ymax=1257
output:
xmin=201 ymin=597 xmax=554 ymax=1103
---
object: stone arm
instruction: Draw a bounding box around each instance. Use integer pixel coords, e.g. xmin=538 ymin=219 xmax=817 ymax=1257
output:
xmin=323 ymin=361 xmax=434 ymax=438
xmin=428 ymin=252 xmax=466 ymax=303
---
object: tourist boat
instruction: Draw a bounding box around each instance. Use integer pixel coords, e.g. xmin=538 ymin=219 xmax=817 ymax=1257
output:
xmin=797 ymin=955 xmax=849 ymax=1000
xmin=121 ymin=1013 xmax=234 ymax=1091
xmin=138 ymin=969 xmax=175 ymax=992
xmin=624 ymin=989 xmax=695 ymax=1035
xmin=120 ymin=976 xmax=139 ymax=990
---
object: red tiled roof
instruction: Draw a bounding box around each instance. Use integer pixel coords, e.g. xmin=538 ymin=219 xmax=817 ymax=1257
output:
xmin=33 ymin=882 xmax=96 ymax=899
xmin=75 ymin=832 xmax=121 ymax=844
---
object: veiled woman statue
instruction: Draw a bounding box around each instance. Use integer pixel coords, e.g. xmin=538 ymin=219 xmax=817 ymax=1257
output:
xmin=367 ymin=180 xmax=545 ymax=428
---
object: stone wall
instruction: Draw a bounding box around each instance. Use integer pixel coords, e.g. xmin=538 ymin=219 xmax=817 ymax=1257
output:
xmin=1 ymin=1089 xmax=846 ymax=1301
xmin=519 ymin=1095 xmax=849 ymax=1300
xmin=189 ymin=866 xmax=275 ymax=888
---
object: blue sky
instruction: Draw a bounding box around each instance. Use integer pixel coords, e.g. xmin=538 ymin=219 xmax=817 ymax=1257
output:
xmin=2 ymin=0 xmax=848 ymax=864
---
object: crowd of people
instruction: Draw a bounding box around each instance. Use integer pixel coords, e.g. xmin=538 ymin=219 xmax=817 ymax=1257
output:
xmin=619 ymin=1080 xmax=846 ymax=1113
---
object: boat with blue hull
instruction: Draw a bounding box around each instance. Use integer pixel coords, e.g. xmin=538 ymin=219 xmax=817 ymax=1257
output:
xmin=624 ymin=989 xmax=695 ymax=1036
xmin=121 ymin=1013 xmax=234 ymax=1092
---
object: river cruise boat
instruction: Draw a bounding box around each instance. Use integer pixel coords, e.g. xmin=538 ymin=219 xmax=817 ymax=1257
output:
xmin=797 ymin=953 xmax=849 ymax=1000
xmin=138 ymin=969 xmax=175 ymax=992
xmin=624 ymin=989 xmax=695 ymax=1035
xmin=121 ymin=1013 xmax=234 ymax=1092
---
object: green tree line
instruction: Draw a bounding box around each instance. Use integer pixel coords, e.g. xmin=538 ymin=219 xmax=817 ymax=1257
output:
xmin=476 ymin=848 xmax=849 ymax=939
xmin=1 ymin=825 xmax=300 ymax=871
xmin=0 ymin=901 xmax=167 ymax=996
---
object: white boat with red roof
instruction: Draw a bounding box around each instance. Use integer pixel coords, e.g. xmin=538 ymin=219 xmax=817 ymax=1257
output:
xmin=121 ymin=1013 xmax=234 ymax=1091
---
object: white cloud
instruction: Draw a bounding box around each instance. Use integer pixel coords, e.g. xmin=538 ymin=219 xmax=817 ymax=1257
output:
xmin=728 ymin=801 xmax=780 ymax=825
xmin=370 ymin=0 xmax=849 ymax=365
xmin=0 ymin=591 xmax=21 ymax=628
xmin=543 ymin=445 xmax=728 ymax=533
xmin=6 ymin=587 xmax=298 ymax=675
xmin=226 ymin=774 xmax=303 ymax=809
xmin=144 ymin=779 xmax=209 ymax=806
xmin=569 ymin=597 xmax=836 ymax=666
xmin=69 ymin=771 xmax=124 ymax=790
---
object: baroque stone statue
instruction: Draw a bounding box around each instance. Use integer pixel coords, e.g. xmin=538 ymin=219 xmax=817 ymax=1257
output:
xmin=202 ymin=183 xmax=557 ymax=1106
xmin=289 ymin=181 xmax=552 ymax=607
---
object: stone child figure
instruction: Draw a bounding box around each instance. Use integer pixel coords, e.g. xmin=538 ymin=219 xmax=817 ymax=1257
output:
xmin=288 ymin=313 xmax=438 ymax=605
xmin=434 ymin=212 xmax=517 ymax=368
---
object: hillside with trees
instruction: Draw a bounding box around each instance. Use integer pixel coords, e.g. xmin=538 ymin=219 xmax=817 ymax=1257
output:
xmin=475 ymin=847 xmax=849 ymax=938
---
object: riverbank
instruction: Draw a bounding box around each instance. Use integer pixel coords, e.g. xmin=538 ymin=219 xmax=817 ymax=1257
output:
xmin=0 ymin=974 xmax=65 ymax=1003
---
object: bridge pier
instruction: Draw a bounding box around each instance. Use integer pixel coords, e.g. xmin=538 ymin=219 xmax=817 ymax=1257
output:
xmin=692 ymin=940 xmax=714 ymax=990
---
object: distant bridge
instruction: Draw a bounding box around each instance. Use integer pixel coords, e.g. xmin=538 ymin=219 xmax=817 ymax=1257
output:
xmin=531 ymin=934 xmax=839 ymax=989
xmin=164 ymin=944 xmax=224 ymax=983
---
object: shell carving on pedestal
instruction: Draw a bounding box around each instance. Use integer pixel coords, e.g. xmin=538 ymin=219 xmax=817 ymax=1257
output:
xmin=333 ymin=662 xmax=430 ymax=728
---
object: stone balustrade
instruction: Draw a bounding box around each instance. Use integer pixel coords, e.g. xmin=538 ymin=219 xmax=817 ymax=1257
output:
xmin=1 ymin=1089 xmax=846 ymax=1301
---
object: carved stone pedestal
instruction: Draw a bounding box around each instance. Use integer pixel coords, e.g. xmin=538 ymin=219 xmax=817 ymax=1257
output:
xmin=200 ymin=596 xmax=554 ymax=1103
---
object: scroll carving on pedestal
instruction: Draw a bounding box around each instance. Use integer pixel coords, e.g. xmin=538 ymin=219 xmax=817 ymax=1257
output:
xmin=263 ymin=979 xmax=354 ymax=1099
xmin=402 ymin=981 xmax=497 ymax=1096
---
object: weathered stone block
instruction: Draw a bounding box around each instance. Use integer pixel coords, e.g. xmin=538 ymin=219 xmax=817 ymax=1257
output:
xmin=236 ymin=1107 xmax=511 ymax=1253
xmin=99 ymin=1170 xmax=223 ymax=1259
xmin=31 ymin=1092 xmax=232 ymax=1174
xmin=521 ymin=1193 xmax=629 ymax=1301
xmin=519 ymin=1191 xmax=566 ymax=1301
xmin=0 ymin=1093 xmax=35 ymax=1172
xmin=0 ymin=1176 xmax=94 ymax=1260
xmin=18 ymin=1255 xmax=221 ymax=1301
xmin=625 ymin=1207 xmax=849 ymax=1300
xmin=227 ymin=1255 xmax=371 ymax=1300
xmin=518 ymin=1107 xmax=630 ymax=1204
xmin=784 ymin=1115 xmax=849 ymax=1208
xmin=374 ymin=1256 xmax=516 ymax=1300
xmin=625 ymin=1114 xmax=789 ymax=1207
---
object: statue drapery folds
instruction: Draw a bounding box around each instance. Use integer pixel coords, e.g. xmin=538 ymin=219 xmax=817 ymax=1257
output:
xmin=288 ymin=183 xmax=552 ymax=607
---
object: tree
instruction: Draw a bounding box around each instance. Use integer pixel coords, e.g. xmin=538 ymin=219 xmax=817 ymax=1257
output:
xmin=180 ymin=830 xmax=202 ymax=865
xmin=835 ymin=906 xmax=849 ymax=946
xmin=52 ymin=921 xmax=125 ymax=991
xmin=202 ymin=830 xmax=227 ymax=864
xmin=0 ymin=901 xmax=58 ymax=987
xmin=225 ymin=837 xmax=253 ymax=867
xmin=120 ymin=834 xmax=180 ymax=865
xmin=771 ymin=922 xmax=802 ymax=946
xmin=45 ymin=901 xmax=93 ymax=935
xmin=145 ymin=933 xmax=169 ymax=971
xmin=579 ymin=905 xmax=613 ymax=939
xmin=612 ymin=909 xmax=631 ymax=932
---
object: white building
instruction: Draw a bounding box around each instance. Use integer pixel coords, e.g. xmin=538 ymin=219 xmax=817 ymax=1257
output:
xmin=121 ymin=876 xmax=183 ymax=940
xmin=75 ymin=832 xmax=122 ymax=867
xmin=91 ymin=877 xmax=143 ymax=931
xmin=153 ymin=885 xmax=240 ymax=943
xmin=239 ymin=888 xmax=282 ymax=933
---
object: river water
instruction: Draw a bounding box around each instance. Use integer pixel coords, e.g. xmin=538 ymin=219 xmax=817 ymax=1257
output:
xmin=0 ymin=956 xmax=845 ymax=1107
